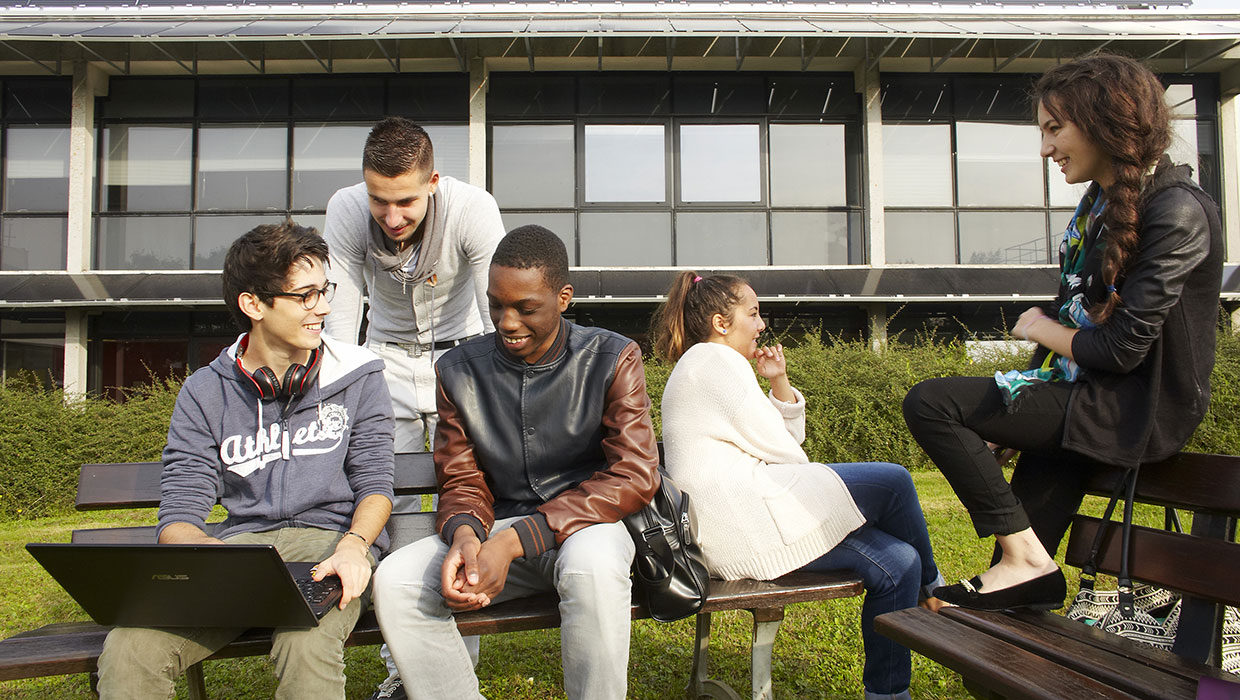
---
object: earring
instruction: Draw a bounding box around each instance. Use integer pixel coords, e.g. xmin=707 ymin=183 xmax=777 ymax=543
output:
xmin=722 ymin=329 xmax=728 ymax=335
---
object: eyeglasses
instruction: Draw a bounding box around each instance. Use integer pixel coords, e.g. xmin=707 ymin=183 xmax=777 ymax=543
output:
xmin=269 ymin=282 xmax=336 ymax=310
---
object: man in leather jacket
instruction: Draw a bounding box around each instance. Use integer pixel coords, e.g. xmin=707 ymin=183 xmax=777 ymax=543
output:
xmin=371 ymin=224 xmax=660 ymax=700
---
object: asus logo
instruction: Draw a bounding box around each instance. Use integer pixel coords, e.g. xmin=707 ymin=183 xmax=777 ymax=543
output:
xmin=152 ymin=574 xmax=190 ymax=581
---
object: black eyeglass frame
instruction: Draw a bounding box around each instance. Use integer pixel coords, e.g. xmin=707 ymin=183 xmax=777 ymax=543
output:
xmin=268 ymin=282 xmax=337 ymax=310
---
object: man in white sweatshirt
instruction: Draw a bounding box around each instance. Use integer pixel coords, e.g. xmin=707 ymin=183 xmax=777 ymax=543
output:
xmin=324 ymin=117 xmax=505 ymax=455
xmin=323 ymin=117 xmax=503 ymax=700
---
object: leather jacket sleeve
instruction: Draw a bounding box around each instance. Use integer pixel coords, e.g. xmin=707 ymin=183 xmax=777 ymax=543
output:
xmin=535 ymin=342 xmax=660 ymax=545
xmin=1071 ymin=186 xmax=1211 ymax=374
xmin=433 ymin=374 xmax=496 ymax=544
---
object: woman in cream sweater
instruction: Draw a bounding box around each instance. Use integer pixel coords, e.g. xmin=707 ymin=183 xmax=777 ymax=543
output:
xmin=653 ymin=271 xmax=943 ymax=700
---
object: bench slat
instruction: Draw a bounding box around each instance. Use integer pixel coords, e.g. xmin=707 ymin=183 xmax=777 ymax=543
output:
xmin=75 ymin=454 xmax=439 ymax=511
xmin=875 ymin=608 xmax=1141 ymax=700
xmin=1083 ymin=454 xmax=1240 ymax=516
xmin=940 ymin=608 xmax=1205 ymax=700
xmin=1065 ymin=516 xmax=1240 ymax=608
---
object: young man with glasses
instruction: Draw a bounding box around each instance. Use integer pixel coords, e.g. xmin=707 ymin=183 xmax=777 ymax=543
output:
xmin=96 ymin=221 xmax=395 ymax=700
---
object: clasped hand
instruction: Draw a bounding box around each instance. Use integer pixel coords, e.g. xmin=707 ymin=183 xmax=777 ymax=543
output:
xmin=440 ymin=526 xmax=522 ymax=611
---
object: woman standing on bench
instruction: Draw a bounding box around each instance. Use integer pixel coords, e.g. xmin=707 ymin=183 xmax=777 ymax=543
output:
xmin=903 ymin=53 xmax=1222 ymax=612
xmin=654 ymin=274 xmax=945 ymax=700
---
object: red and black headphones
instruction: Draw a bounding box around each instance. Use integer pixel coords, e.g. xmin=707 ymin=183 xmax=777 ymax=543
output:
xmin=235 ymin=334 xmax=323 ymax=401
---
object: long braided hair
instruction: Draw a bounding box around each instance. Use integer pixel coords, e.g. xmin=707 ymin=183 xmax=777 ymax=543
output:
xmin=1034 ymin=53 xmax=1172 ymax=323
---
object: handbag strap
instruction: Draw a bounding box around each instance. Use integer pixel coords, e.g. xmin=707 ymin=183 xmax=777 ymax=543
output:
xmin=1116 ymin=465 xmax=1140 ymax=617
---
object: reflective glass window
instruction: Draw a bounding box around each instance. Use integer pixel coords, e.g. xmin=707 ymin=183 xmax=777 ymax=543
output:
xmin=96 ymin=216 xmax=192 ymax=269
xmin=102 ymin=125 xmax=193 ymax=212
xmin=291 ymin=77 xmax=384 ymax=119
xmin=489 ymin=75 xmax=576 ymax=117
xmin=197 ymin=125 xmax=288 ymax=211
xmin=502 ymin=212 xmax=577 ymax=265
xmin=1 ymin=217 xmax=66 ymax=270
xmin=102 ymin=79 xmax=194 ymax=118
xmin=954 ymin=77 xmax=1034 ymax=120
xmin=883 ymin=124 xmax=952 ymax=207
xmin=769 ymin=123 xmax=846 ymax=207
xmin=579 ymin=75 xmax=670 ymax=116
xmin=5 ymin=126 xmax=69 ymax=212
xmin=771 ymin=211 xmax=855 ymax=265
xmin=491 ymin=124 xmax=575 ymax=208
xmin=424 ymin=124 xmax=469 ymax=182
xmin=194 ymin=215 xmax=286 ymax=269
xmin=885 ymin=211 xmax=955 ymax=264
xmin=1165 ymin=84 xmax=1195 ymax=117
xmin=292 ymin=123 xmax=369 ymax=210
xmin=768 ymin=76 xmax=858 ymax=118
xmin=956 ymin=122 xmax=1042 ymax=207
xmin=5 ymin=79 xmax=71 ymax=121
xmin=584 ymin=125 xmax=666 ymax=203
xmin=958 ymin=211 xmax=1048 ymax=265
xmin=197 ymin=79 xmax=290 ymax=120
xmin=881 ymin=76 xmax=951 ymax=120
xmin=674 ymin=211 xmax=766 ymax=266
xmin=387 ymin=75 xmax=469 ymax=120
xmin=580 ymin=212 xmax=671 ymax=266
xmin=1169 ymin=118 xmax=1201 ymax=183
xmin=679 ymin=124 xmax=761 ymax=203
xmin=673 ymin=75 xmax=765 ymax=115
xmin=1047 ymin=162 xmax=1089 ymax=207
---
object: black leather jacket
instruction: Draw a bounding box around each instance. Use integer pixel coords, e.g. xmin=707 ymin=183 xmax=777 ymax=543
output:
xmin=432 ymin=319 xmax=659 ymax=556
xmin=1033 ymin=163 xmax=1223 ymax=467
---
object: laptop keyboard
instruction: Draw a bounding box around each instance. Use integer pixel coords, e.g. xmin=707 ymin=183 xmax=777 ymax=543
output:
xmin=295 ymin=575 xmax=343 ymax=609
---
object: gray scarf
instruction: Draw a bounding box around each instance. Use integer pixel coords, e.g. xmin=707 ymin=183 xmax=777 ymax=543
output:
xmin=367 ymin=188 xmax=446 ymax=288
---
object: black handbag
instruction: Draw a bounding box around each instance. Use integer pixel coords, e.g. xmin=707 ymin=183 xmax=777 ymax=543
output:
xmin=622 ymin=468 xmax=710 ymax=622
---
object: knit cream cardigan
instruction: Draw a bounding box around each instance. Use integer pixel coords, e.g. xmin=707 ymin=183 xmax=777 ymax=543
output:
xmin=661 ymin=342 xmax=864 ymax=581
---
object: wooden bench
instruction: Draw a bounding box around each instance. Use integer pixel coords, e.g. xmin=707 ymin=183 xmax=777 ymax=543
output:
xmin=875 ymin=451 xmax=1240 ymax=700
xmin=2 ymin=452 xmax=864 ymax=700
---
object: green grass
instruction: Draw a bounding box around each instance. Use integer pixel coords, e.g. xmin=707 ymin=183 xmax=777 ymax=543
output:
xmin=0 ymin=470 xmax=1176 ymax=700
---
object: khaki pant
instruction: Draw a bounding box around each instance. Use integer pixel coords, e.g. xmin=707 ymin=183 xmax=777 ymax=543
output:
xmin=97 ymin=527 xmax=375 ymax=700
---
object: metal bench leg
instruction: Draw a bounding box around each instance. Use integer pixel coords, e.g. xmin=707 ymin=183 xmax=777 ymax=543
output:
xmin=687 ymin=612 xmax=743 ymax=700
xmin=749 ymin=608 xmax=784 ymax=700
xmin=186 ymin=661 xmax=208 ymax=700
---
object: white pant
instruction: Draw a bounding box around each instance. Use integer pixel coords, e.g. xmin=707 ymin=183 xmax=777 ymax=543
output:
xmin=369 ymin=340 xmax=439 ymax=455
xmin=373 ymin=518 xmax=635 ymax=700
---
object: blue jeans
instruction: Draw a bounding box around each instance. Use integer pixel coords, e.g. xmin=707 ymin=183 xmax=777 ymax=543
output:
xmin=799 ymin=462 xmax=942 ymax=700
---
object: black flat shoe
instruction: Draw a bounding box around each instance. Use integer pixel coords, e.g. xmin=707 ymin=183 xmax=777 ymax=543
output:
xmin=932 ymin=568 xmax=1066 ymax=612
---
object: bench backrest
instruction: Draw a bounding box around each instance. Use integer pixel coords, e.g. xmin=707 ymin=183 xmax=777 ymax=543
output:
xmin=1064 ymin=452 xmax=1240 ymax=608
xmin=73 ymin=453 xmax=442 ymax=548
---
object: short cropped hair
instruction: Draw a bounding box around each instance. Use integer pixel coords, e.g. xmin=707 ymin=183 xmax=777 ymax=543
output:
xmin=362 ymin=117 xmax=435 ymax=179
xmin=222 ymin=220 xmax=330 ymax=332
xmin=490 ymin=225 xmax=570 ymax=292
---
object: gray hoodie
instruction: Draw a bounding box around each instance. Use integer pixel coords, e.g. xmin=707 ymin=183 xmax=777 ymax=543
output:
xmin=157 ymin=333 xmax=396 ymax=551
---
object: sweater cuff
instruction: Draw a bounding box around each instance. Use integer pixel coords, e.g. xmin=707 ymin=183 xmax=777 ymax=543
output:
xmin=442 ymin=514 xmax=488 ymax=546
xmin=768 ymin=386 xmax=805 ymax=415
xmin=511 ymin=514 xmax=556 ymax=558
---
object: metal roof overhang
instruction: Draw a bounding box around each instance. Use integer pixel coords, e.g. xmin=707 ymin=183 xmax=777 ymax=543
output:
xmin=0 ymin=3 xmax=1238 ymax=74
xmin=5 ymin=266 xmax=1240 ymax=310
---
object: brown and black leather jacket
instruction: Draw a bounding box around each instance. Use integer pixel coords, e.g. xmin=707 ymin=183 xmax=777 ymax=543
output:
xmin=432 ymin=319 xmax=660 ymax=557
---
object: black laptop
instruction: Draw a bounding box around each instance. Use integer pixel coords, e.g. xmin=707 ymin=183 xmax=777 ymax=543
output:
xmin=26 ymin=543 xmax=343 ymax=628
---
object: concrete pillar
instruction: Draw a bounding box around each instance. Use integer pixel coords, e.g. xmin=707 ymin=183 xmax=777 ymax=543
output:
xmin=63 ymin=62 xmax=108 ymax=396
xmin=468 ymin=57 xmax=488 ymax=189
xmin=856 ymin=62 xmax=884 ymax=266
xmin=1220 ymin=92 xmax=1239 ymax=262
xmin=867 ymin=302 xmax=887 ymax=354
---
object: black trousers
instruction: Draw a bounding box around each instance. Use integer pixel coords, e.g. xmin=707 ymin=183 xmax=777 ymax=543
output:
xmin=903 ymin=375 xmax=1104 ymax=551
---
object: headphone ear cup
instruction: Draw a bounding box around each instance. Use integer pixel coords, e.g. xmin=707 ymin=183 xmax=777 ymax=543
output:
xmin=251 ymin=366 xmax=282 ymax=400
xmin=282 ymin=363 xmax=307 ymax=401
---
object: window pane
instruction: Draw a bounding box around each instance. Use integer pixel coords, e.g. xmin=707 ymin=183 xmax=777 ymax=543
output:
xmin=1165 ymin=84 xmax=1195 ymax=117
xmin=1169 ymin=119 xmax=1200 ymax=184
xmin=769 ymin=123 xmax=846 ymax=206
xmin=768 ymin=76 xmax=858 ymax=118
xmin=489 ymin=75 xmax=576 ymax=117
xmin=959 ymin=211 xmax=1048 ymax=265
xmin=956 ymin=122 xmax=1042 ymax=207
xmin=883 ymin=124 xmax=952 ymax=207
xmin=293 ymin=214 xmax=326 ymax=236
xmin=885 ymin=211 xmax=955 ymax=264
xmin=673 ymin=75 xmax=765 ymax=115
xmin=5 ymin=126 xmax=69 ymax=212
xmin=96 ymin=216 xmax=191 ymax=269
xmin=580 ymin=212 xmax=670 ymax=266
xmin=5 ymin=79 xmax=71 ymax=121
xmin=387 ymin=74 xmax=469 ymax=120
xmin=1 ymin=217 xmax=65 ymax=270
xmin=424 ymin=124 xmax=469 ymax=183
xmin=102 ymin=79 xmax=194 ymax=118
xmin=579 ymin=75 xmax=670 ymax=116
xmin=102 ymin=125 xmax=193 ymax=212
xmin=291 ymin=77 xmax=383 ymax=119
xmin=771 ymin=211 xmax=854 ymax=265
xmin=198 ymin=78 xmax=289 ymax=120
xmin=881 ymin=76 xmax=951 ymax=120
xmin=584 ymin=125 xmax=665 ymax=203
xmin=675 ymin=211 xmax=766 ymax=266
xmin=679 ymin=124 xmax=760 ymax=203
xmin=954 ymin=77 xmax=1035 ymax=120
xmin=502 ymin=212 xmax=577 ymax=265
xmin=491 ymin=124 xmax=575 ymax=208
xmin=1047 ymin=162 xmax=1089 ymax=207
xmin=194 ymin=215 xmax=286 ymax=269
xmin=292 ymin=123 xmax=369 ymax=210
xmin=197 ymin=125 xmax=288 ymax=211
